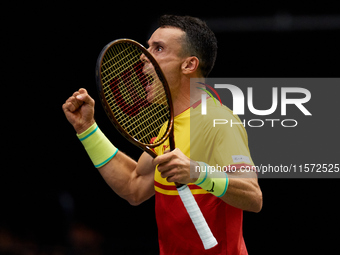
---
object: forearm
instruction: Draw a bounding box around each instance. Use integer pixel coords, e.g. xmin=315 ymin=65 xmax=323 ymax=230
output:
xmin=220 ymin=171 xmax=262 ymax=212
xmin=154 ymin=149 xmax=262 ymax=212
xmin=77 ymin=122 xmax=155 ymax=205
xmin=193 ymin=162 xmax=262 ymax=212
xmin=63 ymin=90 xmax=155 ymax=204
xmin=97 ymin=151 xmax=155 ymax=205
xmin=97 ymin=151 xmax=137 ymax=198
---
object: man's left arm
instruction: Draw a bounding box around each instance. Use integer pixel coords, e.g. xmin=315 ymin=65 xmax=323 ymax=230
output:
xmin=153 ymin=149 xmax=262 ymax=213
xmin=218 ymin=170 xmax=262 ymax=212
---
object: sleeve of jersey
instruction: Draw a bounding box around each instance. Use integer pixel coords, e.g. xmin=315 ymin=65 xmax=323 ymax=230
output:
xmin=192 ymin=105 xmax=256 ymax=173
xmin=212 ymin=113 xmax=256 ymax=172
xmin=215 ymin=125 xmax=256 ymax=172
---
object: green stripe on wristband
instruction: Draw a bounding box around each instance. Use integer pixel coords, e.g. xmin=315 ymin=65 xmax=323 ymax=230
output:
xmin=194 ymin=161 xmax=229 ymax=198
xmin=77 ymin=122 xmax=118 ymax=168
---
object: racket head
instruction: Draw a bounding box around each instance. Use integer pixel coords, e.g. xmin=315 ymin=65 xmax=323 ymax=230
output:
xmin=95 ymin=39 xmax=174 ymax=157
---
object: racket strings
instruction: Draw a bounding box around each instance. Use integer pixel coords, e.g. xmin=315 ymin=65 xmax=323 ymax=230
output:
xmin=106 ymin=54 xmax=164 ymax=129
xmin=101 ymin=47 xmax=139 ymax=85
xmin=100 ymin=42 xmax=170 ymax=145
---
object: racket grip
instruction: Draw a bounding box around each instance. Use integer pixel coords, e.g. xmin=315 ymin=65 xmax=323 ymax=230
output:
xmin=177 ymin=185 xmax=218 ymax=250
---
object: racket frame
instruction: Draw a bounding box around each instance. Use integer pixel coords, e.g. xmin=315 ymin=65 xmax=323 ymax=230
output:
xmin=95 ymin=39 xmax=175 ymax=158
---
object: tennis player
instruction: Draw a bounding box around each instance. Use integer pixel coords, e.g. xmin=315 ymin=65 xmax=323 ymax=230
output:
xmin=63 ymin=15 xmax=262 ymax=255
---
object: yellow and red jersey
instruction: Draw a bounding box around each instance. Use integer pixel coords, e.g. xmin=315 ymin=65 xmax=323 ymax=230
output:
xmin=153 ymin=98 xmax=254 ymax=254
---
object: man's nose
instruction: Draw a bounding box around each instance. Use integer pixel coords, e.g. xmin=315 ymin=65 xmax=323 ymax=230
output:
xmin=140 ymin=53 xmax=146 ymax=63
xmin=140 ymin=52 xmax=150 ymax=63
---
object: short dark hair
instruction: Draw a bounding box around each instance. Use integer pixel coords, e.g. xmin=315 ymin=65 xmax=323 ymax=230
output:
xmin=159 ymin=15 xmax=217 ymax=77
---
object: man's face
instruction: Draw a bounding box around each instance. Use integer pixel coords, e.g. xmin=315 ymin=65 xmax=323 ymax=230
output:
xmin=146 ymin=27 xmax=186 ymax=89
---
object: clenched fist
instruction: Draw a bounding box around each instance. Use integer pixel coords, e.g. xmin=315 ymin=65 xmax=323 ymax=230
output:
xmin=62 ymin=88 xmax=95 ymax=134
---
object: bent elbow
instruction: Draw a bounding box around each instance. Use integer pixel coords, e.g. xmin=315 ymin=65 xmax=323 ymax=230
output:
xmin=124 ymin=183 xmax=154 ymax=206
xmin=127 ymin=193 xmax=151 ymax=206
xmin=127 ymin=197 xmax=143 ymax=206
xmin=129 ymin=201 xmax=141 ymax=206
xmin=253 ymin=201 xmax=263 ymax=213
xmin=252 ymin=191 xmax=263 ymax=213
xmin=244 ymin=189 xmax=263 ymax=213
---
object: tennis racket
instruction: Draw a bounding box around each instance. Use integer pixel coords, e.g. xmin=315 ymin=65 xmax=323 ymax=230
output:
xmin=95 ymin=39 xmax=217 ymax=250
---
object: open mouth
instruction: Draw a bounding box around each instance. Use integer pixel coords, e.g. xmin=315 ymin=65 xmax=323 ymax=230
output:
xmin=145 ymin=75 xmax=154 ymax=92
xmin=143 ymin=62 xmax=156 ymax=93
xmin=142 ymin=62 xmax=166 ymax=105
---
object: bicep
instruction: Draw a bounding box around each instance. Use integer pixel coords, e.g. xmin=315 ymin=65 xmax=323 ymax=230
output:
xmin=97 ymin=151 xmax=155 ymax=205
xmin=130 ymin=152 xmax=156 ymax=204
xmin=135 ymin=151 xmax=155 ymax=176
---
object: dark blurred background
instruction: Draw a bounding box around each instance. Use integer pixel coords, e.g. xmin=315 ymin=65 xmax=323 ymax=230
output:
xmin=2 ymin=1 xmax=340 ymax=254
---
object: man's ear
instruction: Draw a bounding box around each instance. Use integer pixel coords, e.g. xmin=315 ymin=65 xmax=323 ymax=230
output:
xmin=181 ymin=56 xmax=200 ymax=75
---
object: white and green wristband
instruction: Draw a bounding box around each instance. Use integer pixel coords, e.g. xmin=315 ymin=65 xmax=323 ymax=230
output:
xmin=194 ymin=161 xmax=229 ymax=198
xmin=77 ymin=122 xmax=118 ymax=168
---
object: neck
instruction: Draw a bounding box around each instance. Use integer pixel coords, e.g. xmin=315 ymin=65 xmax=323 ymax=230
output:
xmin=171 ymin=76 xmax=205 ymax=116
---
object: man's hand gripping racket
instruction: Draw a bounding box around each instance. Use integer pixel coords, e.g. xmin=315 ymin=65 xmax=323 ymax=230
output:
xmin=95 ymin=39 xmax=217 ymax=250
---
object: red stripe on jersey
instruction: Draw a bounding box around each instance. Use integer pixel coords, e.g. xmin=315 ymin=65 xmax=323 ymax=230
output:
xmin=154 ymin=181 xmax=204 ymax=191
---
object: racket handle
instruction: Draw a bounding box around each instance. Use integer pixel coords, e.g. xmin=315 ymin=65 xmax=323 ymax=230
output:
xmin=177 ymin=185 xmax=218 ymax=250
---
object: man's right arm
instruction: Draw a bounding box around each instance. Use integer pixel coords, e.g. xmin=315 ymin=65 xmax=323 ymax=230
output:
xmin=62 ymin=88 xmax=155 ymax=205
xmin=97 ymin=150 xmax=155 ymax=205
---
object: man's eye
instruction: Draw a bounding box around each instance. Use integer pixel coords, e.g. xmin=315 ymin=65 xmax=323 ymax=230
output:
xmin=156 ymin=46 xmax=163 ymax=52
